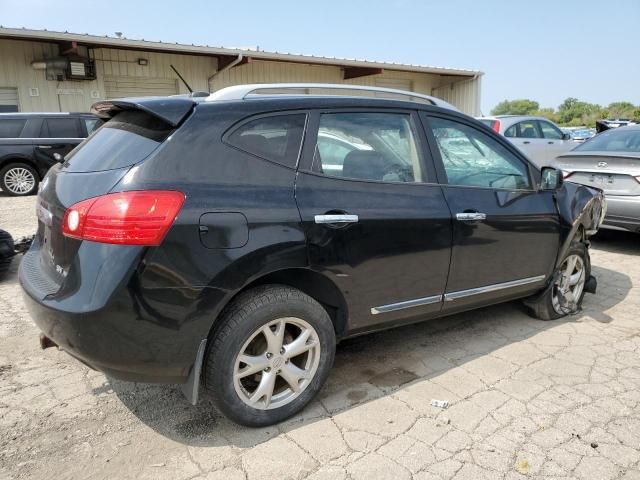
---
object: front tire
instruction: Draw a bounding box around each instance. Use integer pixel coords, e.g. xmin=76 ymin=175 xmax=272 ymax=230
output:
xmin=524 ymin=240 xmax=590 ymax=320
xmin=204 ymin=285 xmax=336 ymax=427
xmin=0 ymin=163 xmax=39 ymax=196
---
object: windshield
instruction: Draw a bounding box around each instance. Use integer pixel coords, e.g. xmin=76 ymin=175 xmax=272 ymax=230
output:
xmin=575 ymin=128 xmax=640 ymax=153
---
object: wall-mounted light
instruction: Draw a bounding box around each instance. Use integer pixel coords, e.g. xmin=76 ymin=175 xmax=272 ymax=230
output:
xmin=137 ymin=58 xmax=149 ymax=66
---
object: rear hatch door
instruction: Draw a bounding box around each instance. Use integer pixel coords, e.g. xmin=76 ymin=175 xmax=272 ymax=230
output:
xmin=33 ymin=101 xmax=190 ymax=294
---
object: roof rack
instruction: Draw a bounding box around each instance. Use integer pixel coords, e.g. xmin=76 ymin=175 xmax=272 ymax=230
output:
xmin=205 ymin=83 xmax=459 ymax=111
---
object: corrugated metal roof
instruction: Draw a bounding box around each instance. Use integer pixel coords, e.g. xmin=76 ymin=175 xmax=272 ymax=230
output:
xmin=0 ymin=26 xmax=482 ymax=77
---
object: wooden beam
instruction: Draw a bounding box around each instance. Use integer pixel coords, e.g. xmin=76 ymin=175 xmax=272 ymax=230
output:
xmin=344 ymin=67 xmax=384 ymax=80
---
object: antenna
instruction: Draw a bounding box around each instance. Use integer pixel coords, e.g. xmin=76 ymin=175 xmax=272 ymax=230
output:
xmin=170 ymin=64 xmax=193 ymax=93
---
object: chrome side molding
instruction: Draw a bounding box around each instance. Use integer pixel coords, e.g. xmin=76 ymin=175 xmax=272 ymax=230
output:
xmin=371 ymin=294 xmax=442 ymax=315
xmin=370 ymin=275 xmax=547 ymax=315
xmin=444 ymin=275 xmax=546 ymax=302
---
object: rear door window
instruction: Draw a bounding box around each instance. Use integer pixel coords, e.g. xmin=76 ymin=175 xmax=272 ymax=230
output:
xmin=312 ymin=112 xmax=424 ymax=183
xmin=0 ymin=119 xmax=26 ymax=138
xmin=63 ymin=110 xmax=173 ymax=172
xmin=226 ymin=114 xmax=307 ymax=168
xmin=41 ymin=118 xmax=81 ymax=138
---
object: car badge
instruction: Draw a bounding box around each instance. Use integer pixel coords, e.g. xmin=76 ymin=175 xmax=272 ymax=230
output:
xmin=597 ymin=162 xmax=608 ymax=168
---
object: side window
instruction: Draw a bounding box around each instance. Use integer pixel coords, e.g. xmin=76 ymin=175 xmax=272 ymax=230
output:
xmin=504 ymin=124 xmax=517 ymax=137
xmin=0 ymin=119 xmax=26 ymax=138
xmin=515 ymin=120 xmax=542 ymax=139
xmin=539 ymin=121 xmax=563 ymax=140
xmin=226 ymin=114 xmax=306 ymax=168
xmin=83 ymin=118 xmax=103 ymax=136
xmin=41 ymin=118 xmax=81 ymax=138
xmin=429 ymin=117 xmax=531 ymax=190
xmin=313 ymin=112 xmax=423 ymax=183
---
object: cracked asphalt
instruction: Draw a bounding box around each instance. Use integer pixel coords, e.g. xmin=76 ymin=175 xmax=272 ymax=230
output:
xmin=1 ymin=195 xmax=640 ymax=480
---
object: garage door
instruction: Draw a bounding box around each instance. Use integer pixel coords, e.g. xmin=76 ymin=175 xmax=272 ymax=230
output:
xmin=104 ymin=76 xmax=178 ymax=99
xmin=0 ymin=87 xmax=19 ymax=112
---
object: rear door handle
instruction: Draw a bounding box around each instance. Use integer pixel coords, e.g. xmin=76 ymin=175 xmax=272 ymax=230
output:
xmin=37 ymin=145 xmax=52 ymax=149
xmin=522 ymin=141 xmax=531 ymax=145
xmin=548 ymin=141 xmax=554 ymax=144
xmin=314 ymin=214 xmax=359 ymax=224
xmin=456 ymin=212 xmax=486 ymax=222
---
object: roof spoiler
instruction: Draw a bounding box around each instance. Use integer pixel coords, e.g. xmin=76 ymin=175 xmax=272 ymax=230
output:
xmin=91 ymin=96 xmax=195 ymax=127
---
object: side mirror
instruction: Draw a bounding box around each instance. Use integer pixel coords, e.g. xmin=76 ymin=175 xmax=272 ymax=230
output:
xmin=562 ymin=132 xmax=572 ymax=141
xmin=540 ymin=167 xmax=563 ymax=190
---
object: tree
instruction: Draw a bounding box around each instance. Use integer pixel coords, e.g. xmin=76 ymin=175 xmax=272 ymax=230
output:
xmin=491 ymin=99 xmax=540 ymax=116
xmin=557 ymin=97 xmax=602 ymax=126
xmin=606 ymin=101 xmax=636 ymax=119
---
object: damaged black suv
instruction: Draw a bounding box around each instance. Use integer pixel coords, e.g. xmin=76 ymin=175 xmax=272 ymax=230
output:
xmin=20 ymin=84 xmax=605 ymax=426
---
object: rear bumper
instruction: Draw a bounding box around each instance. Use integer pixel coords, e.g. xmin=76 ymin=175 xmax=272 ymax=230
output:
xmin=19 ymin=242 xmax=211 ymax=384
xmin=602 ymin=195 xmax=640 ymax=232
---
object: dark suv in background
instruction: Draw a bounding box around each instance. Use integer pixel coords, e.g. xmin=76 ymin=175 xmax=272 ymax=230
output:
xmin=20 ymin=84 xmax=605 ymax=427
xmin=0 ymin=112 xmax=101 ymax=196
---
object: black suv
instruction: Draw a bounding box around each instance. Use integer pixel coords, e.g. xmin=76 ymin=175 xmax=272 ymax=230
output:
xmin=20 ymin=84 xmax=605 ymax=426
xmin=0 ymin=112 xmax=102 ymax=196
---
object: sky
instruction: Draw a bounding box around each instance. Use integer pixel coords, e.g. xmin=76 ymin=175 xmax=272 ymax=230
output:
xmin=1 ymin=0 xmax=638 ymax=114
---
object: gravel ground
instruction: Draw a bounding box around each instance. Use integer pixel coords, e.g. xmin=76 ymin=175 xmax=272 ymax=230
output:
xmin=1 ymin=194 xmax=640 ymax=480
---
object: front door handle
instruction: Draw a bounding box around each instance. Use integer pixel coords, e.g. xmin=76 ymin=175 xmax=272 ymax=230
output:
xmin=37 ymin=145 xmax=52 ymax=149
xmin=314 ymin=214 xmax=359 ymax=224
xmin=522 ymin=141 xmax=531 ymax=145
xmin=548 ymin=141 xmax=554 ymax=144
xmin=456 ymin=212 xmax=486 ymax=222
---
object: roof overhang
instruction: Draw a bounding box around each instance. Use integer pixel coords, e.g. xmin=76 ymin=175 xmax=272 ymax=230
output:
xmin=0 ymin=27 xmax=482 ymax=78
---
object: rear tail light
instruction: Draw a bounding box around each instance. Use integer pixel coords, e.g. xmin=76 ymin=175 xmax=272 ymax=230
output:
xmin=62 ymin=190 xmax=185 ymax=245
xmin=562 ymin=170 xmax=573 ymax=179
xmin=492 ymin=120 xmax=501 ymax=133
xmin=635 ymin=175 xmax=640 ymax=184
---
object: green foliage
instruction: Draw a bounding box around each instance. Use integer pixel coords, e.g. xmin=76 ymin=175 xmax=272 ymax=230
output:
xmin=491 ymin=99 xmax=540 ymax=116
xmin=490 ymin=97 xmax=640 ymax=127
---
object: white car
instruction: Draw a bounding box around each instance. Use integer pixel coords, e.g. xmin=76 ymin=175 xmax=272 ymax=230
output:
xmin=478 ymin=115 xmax=575 ymax=167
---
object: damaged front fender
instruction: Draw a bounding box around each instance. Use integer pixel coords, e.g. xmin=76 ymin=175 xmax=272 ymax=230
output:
xmin=553 ymin=181 xmax=606 ymax=267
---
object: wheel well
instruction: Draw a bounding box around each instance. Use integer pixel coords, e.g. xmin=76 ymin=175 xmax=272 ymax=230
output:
xmin=225 ymin=268 xmax=349 ymax=337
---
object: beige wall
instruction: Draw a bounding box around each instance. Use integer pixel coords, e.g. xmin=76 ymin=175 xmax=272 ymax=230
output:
xmin=0 ymin=39 xmax=217 ymax=112
xmin=0 ymin=38 xmax=480 ymax=115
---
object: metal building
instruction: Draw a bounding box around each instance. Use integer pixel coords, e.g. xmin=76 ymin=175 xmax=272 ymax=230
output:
xmin=0 ymin=27 xmax=483 ymax=115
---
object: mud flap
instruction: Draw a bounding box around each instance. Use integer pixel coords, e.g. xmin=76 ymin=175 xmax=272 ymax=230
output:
xmin=584 ymin=275 xmax=597 ymax=294
xmin=180 ymin=338 xmax=207 ymax=405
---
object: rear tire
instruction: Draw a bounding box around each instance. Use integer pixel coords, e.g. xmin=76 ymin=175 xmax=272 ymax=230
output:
xmin=204 ymin=285 xmax=336 ymax=427
xmin=0 ymin=163 xmax=39 ymax=196
xmin=524 ymin=240 xmax=590 ymax=321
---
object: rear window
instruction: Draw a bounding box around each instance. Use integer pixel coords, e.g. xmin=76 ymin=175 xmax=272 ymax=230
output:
xmin=225 ymin=114 xmax=306 ymax=168
xmin=63 ymin=110 xmax=173 ymax=173
xmin=575 ymin=128 xmax=640 ymax=153
xmin=0 ymin=119 xmax=26 ymax=138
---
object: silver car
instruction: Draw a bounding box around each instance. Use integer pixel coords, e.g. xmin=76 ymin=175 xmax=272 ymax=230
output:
xmin=552 ymin=125 xmax=640 ymax=233
xmin=478 ymin=115 xmax=575 ymax=167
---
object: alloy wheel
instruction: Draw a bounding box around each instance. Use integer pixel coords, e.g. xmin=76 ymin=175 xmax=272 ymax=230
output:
xmin=4 ymin=167 xmax=35 ymax=195
xmin=233 ymin=317 xmax=321 ymax=410
xmin=552 ymin=254 xmax=586 ymax=314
